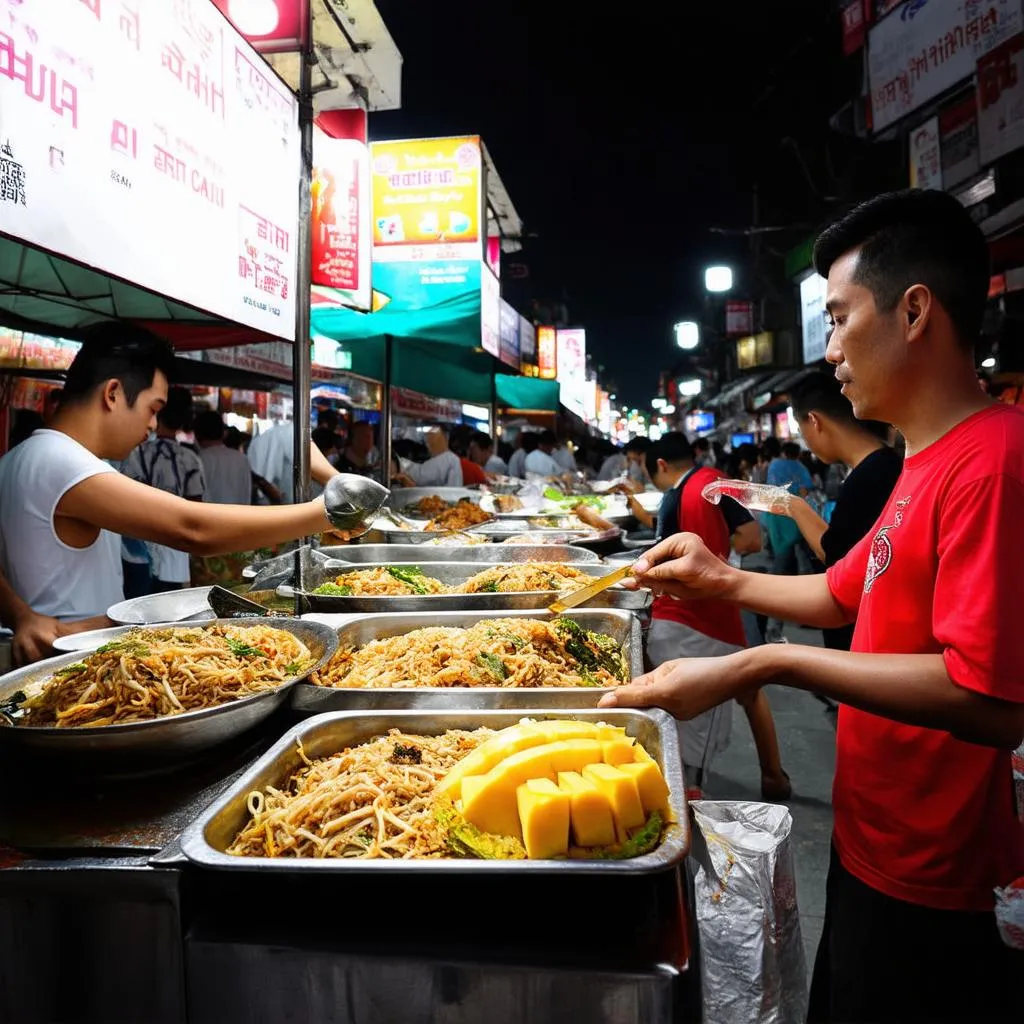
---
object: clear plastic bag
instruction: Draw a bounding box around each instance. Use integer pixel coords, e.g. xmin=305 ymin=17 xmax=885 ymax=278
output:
xmin=702 ymin=479 xmax=793 ymax=515
xmin=690 ymin=800 xmax=808 ymax=1024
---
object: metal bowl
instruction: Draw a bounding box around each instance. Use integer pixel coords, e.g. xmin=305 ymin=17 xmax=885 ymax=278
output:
xmin=0 ymin=618 xmax=338 ymax=770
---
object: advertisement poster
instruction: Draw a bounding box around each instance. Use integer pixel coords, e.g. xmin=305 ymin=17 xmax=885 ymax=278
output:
xmin=869 ymin=0 xmax=1022 ymax=132
xmin=369 ymin=135 xmax=483 ymax=261
xmin=725 ymin=300 xmax=754 ymax=336
xmin=0 ymin=0 xmax=300 ymax=339
xmin=800 ymin=274 xmax=829 ymax=365
xmin=310 ymin=130 xmax=370 ymax=311
xmin=537 ymin=326 xmax=557 ymax=379
xmin=519 ymin=316 xmax=536 ymax=362
xmin=372 ymin=259 xmax=481 ymax=313
xmin=842 ymin=0 xmax=868 ymax=56
xmin=498 ymin=299 xmax=520 ymax=369
xmin=480 ymin=264 xmax=500 ymax=357
xmin=977 ymin=33 xmax=1024 ymax=165
xmin=909 ymin=116 xmax=942 ymax=188
xmin=940 ymin=89 xmax=981 ymax=185
xmin=555 ymin=328 xmax=587 ymax=418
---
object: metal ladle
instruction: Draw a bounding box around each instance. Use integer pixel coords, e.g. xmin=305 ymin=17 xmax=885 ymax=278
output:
xmin=322 ymin=474 xmax=391 ymax=537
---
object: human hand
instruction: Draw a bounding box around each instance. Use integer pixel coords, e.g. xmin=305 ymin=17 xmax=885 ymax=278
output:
xmin=12 ymin=611 xmax=62 ymax=667
xmin=623 ymin=532 xmax=737 ymax=601
xmin=598 ymin=653 xmax=752 ymax=719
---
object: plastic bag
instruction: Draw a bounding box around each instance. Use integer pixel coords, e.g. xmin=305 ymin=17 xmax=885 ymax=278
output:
xmin=690 ymin=800 xmax=808 ymax=1024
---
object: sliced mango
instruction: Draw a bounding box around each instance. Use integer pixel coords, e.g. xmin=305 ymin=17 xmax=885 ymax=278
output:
xmin=516 ymin=778 xmax=570 ymax=859
xmin=558 ymin=771 xmax=616 ymax=847
xmin=601 ymin=737 xmax=636 ymax=766
xmin=460 ymin=739 xmax=602 ymax=838
xmin=618 ymin=760 xmax=670 ymax=815
xmin=633 ymin=743 xmax=656 ymax=764
xmin=582 ymin=763 xmax=646 ymax=832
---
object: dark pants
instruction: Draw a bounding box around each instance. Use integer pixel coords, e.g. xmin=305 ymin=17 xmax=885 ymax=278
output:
xmin=808 ymin=845 xmax=1021 ymax=1023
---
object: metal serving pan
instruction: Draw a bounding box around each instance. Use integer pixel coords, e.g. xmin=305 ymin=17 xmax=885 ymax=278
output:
xmin=179 ymin=707 xmax=688 ymax=875
xmin=107 ymin=587 xmax=214 ymax=625
xmin=291 ymin=608 xmax=643 ymax=712
xmin=288 ymin=562 xmax=650 ymax=614
xmin=319 ymin=543 xmax=601 ymax=564
xmin=0 ymin=618 xmax=338 ymax=768
xmin=386 ymin=487 xmax=481 ymax=513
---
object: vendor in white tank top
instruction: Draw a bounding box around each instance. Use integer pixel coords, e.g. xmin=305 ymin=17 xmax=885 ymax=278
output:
xmin=0 ymin=324 xmax=343 ymax=665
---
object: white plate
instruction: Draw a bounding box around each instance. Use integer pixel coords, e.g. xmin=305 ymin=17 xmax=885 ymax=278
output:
xmin=51 ymin=623 xmax=170 ymax=653
xmin=106 ymin=586 xmax=214 ymax=625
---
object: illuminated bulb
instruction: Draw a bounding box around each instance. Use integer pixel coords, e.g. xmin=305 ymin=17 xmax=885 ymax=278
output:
xmin=981 ymin=357 xmax=996 ymax=369
xmin=229 ymin=0 xmax=280 ymax=36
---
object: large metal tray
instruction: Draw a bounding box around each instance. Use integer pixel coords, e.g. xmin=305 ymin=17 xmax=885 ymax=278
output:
xmin=385 ymin=486 xmax=481 ymax=513
xmin=107 ymin=587 xmax=214 ymax=625
xmin=319 ymin=543 xmax=601 ymax=564
xmin=179 ymin=707 xmax=688 ymax=874
xmin=290 ymin=561 xmax=650 ymax=614
xmin=291 ymin=608 xmax=643 ymax=712
xmin=0 ymin=618 xmax=338 ymax=769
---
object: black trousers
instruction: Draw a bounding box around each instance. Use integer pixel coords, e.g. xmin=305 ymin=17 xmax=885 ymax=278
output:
xmin=808 ymin=845 xmax=1022 ymax=1023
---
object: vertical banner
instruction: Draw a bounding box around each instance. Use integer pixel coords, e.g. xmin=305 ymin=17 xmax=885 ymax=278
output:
xmin=498 ymin=299 xmax=520 ymax=369
xmin=555 ymin=328 xmax=587 ymax=418
xmin=519 ymin=317 xmax=536 ymax=363
xmin=537 ymin=326 xmax=557 ymax=379
xmin=940 ymin=89 xmax=981 ymax=187
xmin=908 ymin=116 xmax=942 ymax=189
xmin=977 ymin=33 xmax=1024 ymax=165
xmin=480 ymin=264 xmax=501 ymax=357
xmin=311 ymin=129 xmax=371 ymax=310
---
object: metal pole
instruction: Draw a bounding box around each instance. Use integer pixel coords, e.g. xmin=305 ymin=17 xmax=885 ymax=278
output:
xmin=489 ymin=364 xmax=497 ymax=439
xmin=292 ymin=3 xmax=314 ymax=609
xmin=381 ymin=334 xmax=393 ymax=487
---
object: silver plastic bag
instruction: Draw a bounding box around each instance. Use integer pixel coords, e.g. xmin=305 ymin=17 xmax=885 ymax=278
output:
xmin=690 ymin=800 xmax=807 ymax=1024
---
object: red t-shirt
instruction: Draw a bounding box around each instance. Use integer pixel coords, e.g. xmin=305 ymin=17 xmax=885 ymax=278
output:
xmin=652 ymin=466 xmax=748 ymax=648
xmin=826 ymin=404 xmax=1024 ymax=911
xmin=459 ymin=458 xmax=487 ymax=486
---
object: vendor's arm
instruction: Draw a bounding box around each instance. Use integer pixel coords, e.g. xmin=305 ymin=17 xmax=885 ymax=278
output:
xmin=785 ymin=496 xmax=828 ymax=562
xmin=57 ymin=473 xmax=330 ymax=556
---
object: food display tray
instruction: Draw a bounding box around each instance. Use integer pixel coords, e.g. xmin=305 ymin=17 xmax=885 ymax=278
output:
xmin=178 ymin=707 xmax=688 ymax=875
xmin=291 ymin=608 xmax=643 ymax=712
xmin=288 ymin=561 xmax=649 ymax=614
xmin=0 ymin=618 xmax=338 ymax=770
xmin=385 ymin=487 xmax=481 ymax=513
xmin=318 ymin=543 xmax=600 ymax=564
xmin=107 ymin=587 xmax=214 ymax=625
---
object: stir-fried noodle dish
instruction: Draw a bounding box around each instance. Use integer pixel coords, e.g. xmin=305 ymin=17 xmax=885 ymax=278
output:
xmin=227 ymin=728 xmax=492 ymax=859
xmin=312 ymin=617 xmax=628 ymax=690
xmin=11 ymin=624 xmax=313 ymax=728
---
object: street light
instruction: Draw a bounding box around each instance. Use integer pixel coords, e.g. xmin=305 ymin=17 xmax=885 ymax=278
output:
xmin=981 ymin=356 xmax=997 ymax=369
xmin=674 ymin=320 xmax=700 ymax=350
xmin=651 ymin=397 xmax=667 ymax=410
xmin=678 ymin=378 xmax=703 ymax=397
xmin=704 ymin=265 xmax=733 ymax=294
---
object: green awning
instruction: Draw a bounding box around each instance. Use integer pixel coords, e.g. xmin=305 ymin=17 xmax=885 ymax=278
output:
xmin=495 ymin=373 xmax=559 ymax=411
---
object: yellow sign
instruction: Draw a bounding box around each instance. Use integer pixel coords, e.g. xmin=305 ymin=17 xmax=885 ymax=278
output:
xmin=736 ymin=331 xmax=774 ymax=370
xmin=370 ymin=136 xmax=482 ymax=254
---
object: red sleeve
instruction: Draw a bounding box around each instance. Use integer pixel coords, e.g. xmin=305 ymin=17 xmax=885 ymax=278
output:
xmin=934 ymin=473 xmax=1024 ymax=703
xmin=825 ymin=530 xmax=871 ymax=620
xmin=460 ymin=459 xmax=487 ymax=485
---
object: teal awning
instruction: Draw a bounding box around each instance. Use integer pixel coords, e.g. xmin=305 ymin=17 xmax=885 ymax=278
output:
xmin=495 ymin=374 xmax=560 ymax=411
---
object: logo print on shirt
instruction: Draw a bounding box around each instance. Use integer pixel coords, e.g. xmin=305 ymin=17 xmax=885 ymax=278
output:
xmin=864 ymin=496 xmax=911 ymax=594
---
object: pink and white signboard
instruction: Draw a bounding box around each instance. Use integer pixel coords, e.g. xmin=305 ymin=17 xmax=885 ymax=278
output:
xmin=0 ymin=0 xmax=300 ymax=338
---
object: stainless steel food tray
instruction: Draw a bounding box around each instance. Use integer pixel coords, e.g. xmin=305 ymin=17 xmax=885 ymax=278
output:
xmin=179 ymin=707 xmax=688 ymax=874
xmin=386 ymin=487 xmax=481 ymax=512
xmin=291 ymin=608 xmax=643 ymax=712
xmin=289 ymin=561 xmax=650 ymax=614
xmin=319 ymin=543 xmax=600 ymax=564
xmin=107 ymin=586 xmax=214 ymax=625
xmin=0 ymin=618 xmax=338 ymax=768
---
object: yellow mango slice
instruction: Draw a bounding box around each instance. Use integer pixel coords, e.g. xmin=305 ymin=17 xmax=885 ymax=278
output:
xmin=633 ymin=743 xmax=656 ymax=764
xmin=596 ymin=723 xmax=628 ymax=741
xmin=516 ymin=778 xmax=570 ymax=859
xmin=601 ymin=737 xmax=636 ymax=766
xmin=582 ymin=763 xmax=646 ymax=831
xmin=460 ymin=739 xmax=603 ymax=838
xmin=558 ymin=771 xmax=616 ymax=847
xmin=618 ymin=760 xmax=670 ymax=814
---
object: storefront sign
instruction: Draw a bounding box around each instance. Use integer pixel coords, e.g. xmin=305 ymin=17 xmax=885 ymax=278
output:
xmin=725 ymin=300 xmax=754 ymax=336
xmin=390 ymin=387 xmax=463 ymax=422
xmin=369 ymin=136 xmax=483 ymax=261
xmin=537 ymin=326 xmax=557 ymax=379
xmin=0 ymin=0 xmax=301 ymax=339
xmin=197 ymin=340 xmax=342 ymax=382
xmin=370 ymin=258 xmax=482 ymax=313
xmin=481 ymin=265 xmax=501 ymax=358
xmin=498 ymin=299 xmax=520 ymax=369
xmin=209 ymin=0 xmax=309 ymax=52
xmin=940 ymin=89 xmax=981 ymax=185
xmin=311 ymin=131 xmax=371 ymax=311
xmin=868 ymin=0 xmax=1022 ymax=133
xmin=978 ymin=32 xmax=1024 ymax=164
xmin=555 ymin=328 xmax=587 ymax=418
xmin=519 ymin=316 xmax=536 ymax=362
xmin=909 ymin=116 xmax=942 ymax=188
xmin=736 ymin=331 xmax=774 ymax=371
xmin=800 ymin=273 xmax=829 ymax=365
xmin=0 ymin=328 xmax=80 ymax=370
xmin=842 ymin=0 xmax=868 ymax=56
xmin=875 ymin=0 xmax=904 ymax=18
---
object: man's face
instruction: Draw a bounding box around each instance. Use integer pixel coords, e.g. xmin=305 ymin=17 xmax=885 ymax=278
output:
xmin=651 ymin=461 xmax=675 ymax=492
xmin=350 ymin=423 xmax=373 ymax=457
xmin=797 ymin=412 xmax=835 ymax=465
xmin=825 ymin=249 xmax=906 ymax=422
xmin=469 ymin=441 xmax=490 ymax=465
xmin=109 ymin=370 xmax=168 ymax=460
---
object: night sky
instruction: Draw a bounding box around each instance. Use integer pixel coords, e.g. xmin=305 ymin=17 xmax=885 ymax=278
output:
xmin=373 ymin=1 xmax=864 ymax=407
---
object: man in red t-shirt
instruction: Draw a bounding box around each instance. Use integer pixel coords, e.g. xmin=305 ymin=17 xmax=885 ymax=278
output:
xmin=601 ymin=190 xmax=1024 ymax=1022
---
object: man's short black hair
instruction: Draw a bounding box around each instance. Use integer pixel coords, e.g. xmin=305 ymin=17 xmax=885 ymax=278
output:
xmin=157 ymin=387 xmax=194 ymax=433
xmin=623 ymin=437 xmax=651 ymax=454
xmin=521 ymin=432 xmax=540 ymax=453
xmin=645 ymin=432 xmax=693 ymax=477
xmin=813 ymin=189 xmax=990 ymax=348
xmin=782 ymin=441 xmax=802 ymax=460
xmin=62 ymin=323 xmax=175 ymax=407
xmin=762 ymin=437 xmax=781 ymax=460
xmin=538 ymin=428 xmax=557 ymax=446
xmin=193 ymin=409 xmax=226 ymax=444
xmin=693 ymin=436 xmax=711 ymax=452
xmin=470 ymin=431 xmax=493 ymax=450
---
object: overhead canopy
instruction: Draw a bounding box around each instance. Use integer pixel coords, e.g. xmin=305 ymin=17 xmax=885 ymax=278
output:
xmin=495 ymin=374 xmax=559 ymax=412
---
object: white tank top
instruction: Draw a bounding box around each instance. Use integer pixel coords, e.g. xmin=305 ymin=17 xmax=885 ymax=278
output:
xmin=0 ymin=430 xmax=124 ymax=621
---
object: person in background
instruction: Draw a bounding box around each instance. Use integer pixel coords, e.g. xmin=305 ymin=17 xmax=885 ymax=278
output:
xmin=552 ymin=435 xmax=577 ymax=473
xmin=508 ymin=431 xmax=536 ymax=479
xmin=449 ymin=425 xmax=488 ymax=486
xmin=225 ymin=427 xmax=282 ymax=504
xmin=644 ymin=433 xmax=790 ymax=800
xmin=312 ymin=426 xmax=339 ymax=462
xmin=397 ymin=426 xmax=463 ymax=487
xmin=334 ymin=420 xmax=376 ymax=477
xmin=194 ymin=410 xmax=253 ymax=506
xmin=776 ymin=372 xmax=902 ymax=651
xmin=597 ymin=442 xmax=628 ymax=481
xmin=693 ymin=436 xmax=715 ymax=467
xmin=524 ymin=428 xmax=562 ymax=477
xmin=752 ymin=437 xmax=779 ymax=483
xmin=120 ymin=386 xmax=205 ymax=597
xmin=469 ymin=430 xmax=507 ymax=475
xmin=0 ymin=325 xmax=339 ymax=656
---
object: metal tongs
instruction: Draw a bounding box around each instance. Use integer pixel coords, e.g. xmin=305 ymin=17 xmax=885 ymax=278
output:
xmin=322 ymin=474 xmax=391 ymax=538
xmin=547 ymin=563 xmax=636 ymax=615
